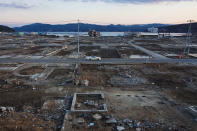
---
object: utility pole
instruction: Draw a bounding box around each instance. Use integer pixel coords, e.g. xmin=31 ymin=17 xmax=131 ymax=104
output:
xmin=77 ymin=19 xmax=80 ymax=58
xmin=183 ymin=20 xmax=194 ymax=57
xmin=75 ymin=19 xmax=80 ymax=84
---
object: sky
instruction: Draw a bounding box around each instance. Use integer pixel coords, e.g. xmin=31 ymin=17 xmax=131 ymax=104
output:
xmin=0 ymin=0 xmax=197 ymax=27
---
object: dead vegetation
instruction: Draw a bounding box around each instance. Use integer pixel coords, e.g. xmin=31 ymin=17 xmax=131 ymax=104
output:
xmin=79 ymin=65 xmax=115 ymax=86
xmin=20 ymin=66 xmax=45 ymax=75
xmin=132 ymin=63 xmax=197 ymax=105
xmin=0 ymin=112 xmax=55 ymax=131
xmin=86 ymin=48 xmax=121 ymax=58
xmin=48 ymin=69 xmax=73 ymax=79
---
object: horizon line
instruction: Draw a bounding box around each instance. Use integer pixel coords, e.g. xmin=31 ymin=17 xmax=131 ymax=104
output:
xmin=1 ymin=21 xmax=193 ymax=28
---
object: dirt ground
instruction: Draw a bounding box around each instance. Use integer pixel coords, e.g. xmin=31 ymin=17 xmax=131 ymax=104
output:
xmin=131 ymin=63 xmax=197 ymax=105
xmin=0 ymin=112 xmax=55 ymax=131
xmin=20 ymin=66 xmax=45 ymax=76
xmin=0 ymin=67 xmax=66 ymax=130
xmin=86 ymin=48 xmax=121 ymax=58
xmin=118 ymin=46 xmax=147 ymax=56
xmin=61 ymin=63 xmax=197 ymax=131
xmin=1 ymin=34 xmax=197 ymax=131
xmin=134 ymin=36 xmax=197 ymax=57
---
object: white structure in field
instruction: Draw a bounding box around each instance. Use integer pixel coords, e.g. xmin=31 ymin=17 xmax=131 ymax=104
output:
xmin=147 ymin=27 xmax=158 ymax=33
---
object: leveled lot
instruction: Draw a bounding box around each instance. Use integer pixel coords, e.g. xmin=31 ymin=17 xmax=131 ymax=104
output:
xmin=0 ymin=66 xmax=74 ymax=130
xmin=63 ymin=63 xmax=197 ymax=131
xmin=133 ymin=37 xmax=197 ymax=58
xmin=1 ymin=34 xmax=197 ymax=131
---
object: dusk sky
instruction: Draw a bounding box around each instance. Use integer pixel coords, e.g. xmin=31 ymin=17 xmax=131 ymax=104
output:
xmin=0 ymin=0 xmax=197 ymax=27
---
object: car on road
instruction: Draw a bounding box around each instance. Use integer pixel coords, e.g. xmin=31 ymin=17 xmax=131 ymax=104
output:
xmin=85 ymin=56 xmax=102 ymax=61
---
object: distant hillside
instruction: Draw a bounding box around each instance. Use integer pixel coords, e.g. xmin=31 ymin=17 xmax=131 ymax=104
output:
xmin=0 ymin=25 xmax=15 ymax=32
xmin=14 ymin=23 xmax=168 ymax=32
xmin=159 ymin=22 xmax=197 ymax=33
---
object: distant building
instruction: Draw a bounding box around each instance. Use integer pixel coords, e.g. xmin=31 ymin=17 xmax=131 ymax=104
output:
xmin=88 ymin=30 xmax=100 ymax=37
xmin=147 ymin=27 xmax=158 ymax=33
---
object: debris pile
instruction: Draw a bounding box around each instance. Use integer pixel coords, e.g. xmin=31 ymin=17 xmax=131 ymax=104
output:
xmin=0 ymin=106 xmax=14 ymax=115
xmin=109 ymin=70 xmax=147 ymax=86
xmin=40 ymin=97 xmax=73 ymax=130
xmin=66 ymin=113 xmax=191 ymax=131
xmin=71 ymin=93 xmax=107 ymax=112
xmin=0 ymin=112 xmax=55 ymax=131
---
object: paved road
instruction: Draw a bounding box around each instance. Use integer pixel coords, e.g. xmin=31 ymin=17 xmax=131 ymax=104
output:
xmin=0 ymin=57 xmax=197 ymax=65
xmin=129 ymin=41 xmax=168 ymax=59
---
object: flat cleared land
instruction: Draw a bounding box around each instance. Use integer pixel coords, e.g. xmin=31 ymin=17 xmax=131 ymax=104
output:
xmin=0 ymin=33 xmax=197 ymax=131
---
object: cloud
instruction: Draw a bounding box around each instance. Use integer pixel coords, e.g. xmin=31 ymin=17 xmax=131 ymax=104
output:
xmin=0 ymin=2 xmax=32 ymax=9
xmin=57 ymin=0 xmax=196 ymax=4
xmin=0 ymin=0 xmax=196 ymax=9
xmin=110 ymin=0 xmax=196 ymax=4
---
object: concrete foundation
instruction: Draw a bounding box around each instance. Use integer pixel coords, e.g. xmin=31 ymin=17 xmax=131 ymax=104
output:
xmin=71 ymin=93 xmax=107 ymax=112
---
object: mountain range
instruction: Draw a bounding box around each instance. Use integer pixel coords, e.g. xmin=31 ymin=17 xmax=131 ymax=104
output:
xmin=2 ymin=22 xmax=196 ymax=33
xmin=158 ymin=22 xmax=197 ymax=33
xmin=14 ymin=23 xmax=168 ymax=32
xmin=0 ymin=25 xmax=15 ymax=32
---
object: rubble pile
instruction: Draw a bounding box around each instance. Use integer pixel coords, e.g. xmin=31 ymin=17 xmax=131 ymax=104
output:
xmin=67 ymin=113 xmax=191 ymax=131
xmin=0 ymin=106 xmax=14 ymax=116
xmin=72 ymin=93 xmax=106 ymax=112
xmin=109 ymin=69 xmax=147 ymax=86
xmin=0 ymin=112 xmax=55 ymax=131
